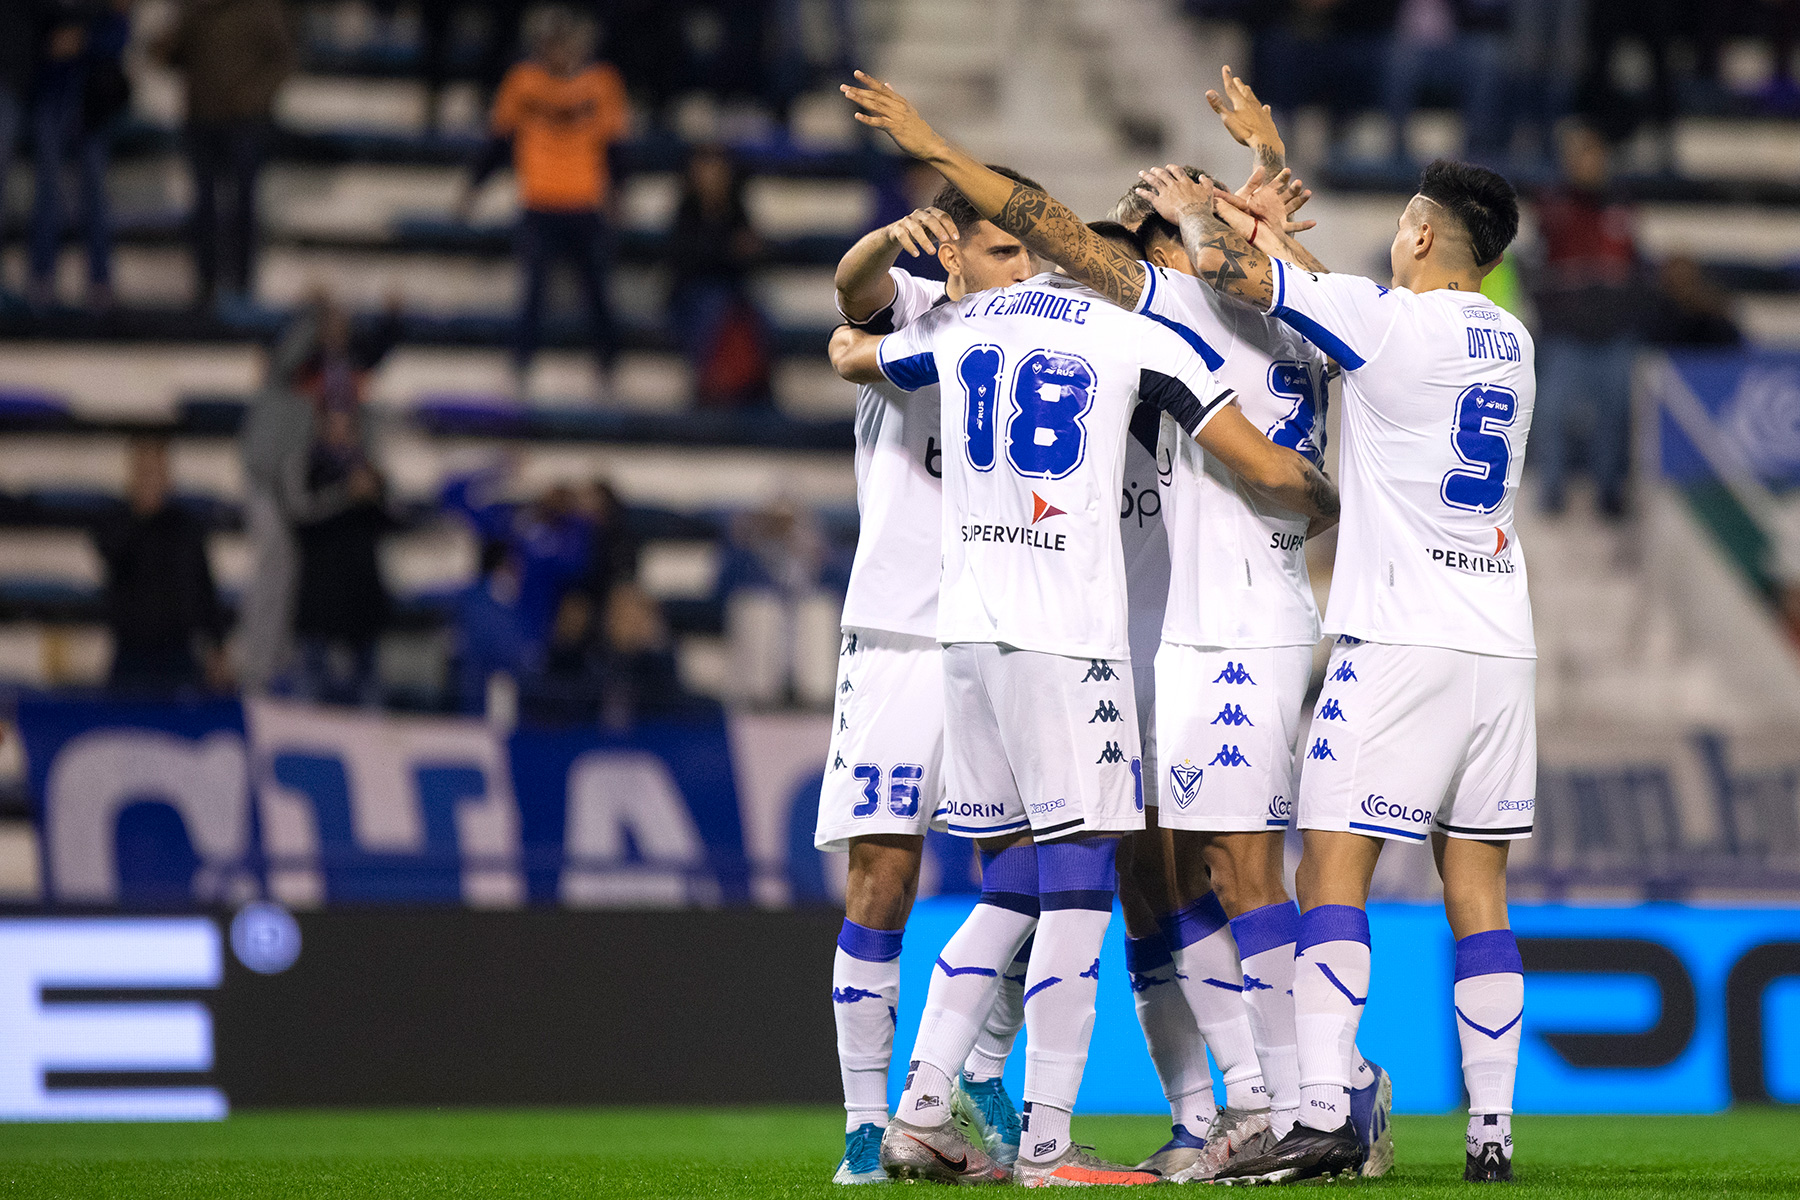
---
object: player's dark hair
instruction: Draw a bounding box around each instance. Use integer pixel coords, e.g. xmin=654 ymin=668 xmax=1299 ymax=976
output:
xmin=1416 ymin=158 xmax=1518 ymax=267
xmin=1135 ymin=212 xmax=1180 ymax=255
xmin=933 ymin=165 xmax=1043 ymax=235
xmin=1108 ymin=165 xmax=1209 ymax=228
xmin=1086 ymin=220 xmax=1143 ymax=258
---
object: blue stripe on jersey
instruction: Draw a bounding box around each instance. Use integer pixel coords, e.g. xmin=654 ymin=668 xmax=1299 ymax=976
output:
xmin=879 ymin=348 xmax=939 ymax=391
xmin=1144 ymin=309 xmax=1225 ymax=372
xmin=1269 ymin=257 xmax=1367 ymax=370
xmin=1137 ymin=259 xmax=1158 ymax=313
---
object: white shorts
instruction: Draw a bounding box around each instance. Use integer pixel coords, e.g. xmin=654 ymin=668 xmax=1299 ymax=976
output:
xmin=940 ymin=643 xmax=1147 ymax=842
xmin=1297 ymin=639 xmax=1537 ymax=843
xmin=1154 ymin=643 xmax=1314 ymax=831
xmin=815 ymin=627 xmax=947 ymax=852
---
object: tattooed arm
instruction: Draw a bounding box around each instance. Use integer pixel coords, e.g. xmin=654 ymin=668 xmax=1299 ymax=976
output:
xmin=1196 ymin=405 xmax=1339 ymax=526
xmin=1208 ymin=67 xmax=1287 ymax=177
xmin=840 ymin=70 xmax=1147 ymax=308
xmin=1136 ymin=165 xmax=1276 ymax=310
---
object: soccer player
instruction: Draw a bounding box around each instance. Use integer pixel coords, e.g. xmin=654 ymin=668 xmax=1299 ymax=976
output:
xmin=831 ymin=213 xmax=1337 ymax=1186
xmin=1136 ymin=154 xmax=1533 ymax=1184
xmin=821 ymin=175 xmax=1037 ymax=1183
xmin=839 ymin=69 xmax=1391 ymax=1180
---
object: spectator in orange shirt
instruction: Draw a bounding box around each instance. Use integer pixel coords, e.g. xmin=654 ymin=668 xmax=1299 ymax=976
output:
xmin=461 ymin=7 xmax=628 ymax=398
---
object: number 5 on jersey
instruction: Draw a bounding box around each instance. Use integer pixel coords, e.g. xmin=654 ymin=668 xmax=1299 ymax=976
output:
xmin=959 ymin=345 xmax=1094 ymax=479
xmin=1441 ymin=383 xmax=1518 ymax=514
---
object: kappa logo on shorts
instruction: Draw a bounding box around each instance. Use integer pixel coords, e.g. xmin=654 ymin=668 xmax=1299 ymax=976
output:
xmin=1211 ymin=702 xmax=1254 ymax=727
xmin=1497 ymin=798 xmax=1535 ymax=812
xmin=1088 ymin=700 xmax=1124 ymax=723
xmin=839 ymin=677 xmax=853 ymax=695
xmin=1317 ymin=698 xmax=1346 ymax=721
xmin=1208 ymin=744 xmax=1251 ymax=767
xmin=1329 ymin=660 xmax=1358 ymax=683
xmin=1213 ymin=661 xmax=1256 ymax=685
xmin=832 ymin=752 xmax=848 ymax=770
xmin=838 ymin=712 xmax=849 ymax=731
xmin=1306 ymin=738 xmax=1336 ymax=761
xmin=842 ymin=632 xmax=859 ymax=655
xmin=1096 ymin=741 xmax=1127 ymax=765
xmin=1169 ymin=763 xmax=1203 ymax=809
xmin=1081 ymin=660 xmax=1120 ymax=683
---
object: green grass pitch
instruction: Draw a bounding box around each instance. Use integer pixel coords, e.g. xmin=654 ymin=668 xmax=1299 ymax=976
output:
xmin=1 ymin=1108 xmax=1796 ymax=1198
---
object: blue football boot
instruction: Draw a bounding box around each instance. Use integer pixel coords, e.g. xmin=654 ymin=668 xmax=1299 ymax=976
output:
xmin=950 ymin=1074 xmax=1022 ymax=1168
xmin=1349 ymin=1058 xmax=1394 ymax=1178
xmin=833 ymin=1121 xmax=888 ymax=1185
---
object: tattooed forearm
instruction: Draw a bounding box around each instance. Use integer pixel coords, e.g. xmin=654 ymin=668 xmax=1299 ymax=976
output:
xmin=1302 ymin=461 xmax=1340 ymax=523
xmin=993 ymin=183 xmax=1145 ymax=308
xmin=1255 ymin=140 xmax=1285 ymax=178
xmin=1276 ymin=230 xmax=1329 ymax=275
xmin=1176 ymin=208 xmax=1275 ymax=309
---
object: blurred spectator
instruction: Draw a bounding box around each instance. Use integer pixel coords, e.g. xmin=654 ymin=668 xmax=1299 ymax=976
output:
xmin=453 ymin=539 xmax=539 ymax=714
xmin=1747 ymin=0 xmax=1800 ymax=113
xmin=1384 ymin=0 xmax=1509 ymax=164
xmin=1530 ymin=122 xmax=1648 ymax=519
xmin=442 ymin=469 xmax=593 ymax=652
xmin=1650 ymin=256 xmax=1744 ymax=348
xmin=595 ymin=583 xmax=693 ymax=726
xmin=1505 ymin=0 xmax=1585 ymax=168
xmin=1575 ymin=0 xmax=1681 ymax=167
xmin=27 ymin=0 xmax=130 ymax=312
xmin=716 ymin=499 xmax=841 ymax=706
xmin=287 ymin=407 xmax=395 ymax=706
xmin=154 ymin=0 xmax=294 ymax=312
xmin=462 ymin=6 xmax=628 ymax=399
xmin=667 ymin=144 xmax=772 ymax=408
xmin=94 ymin=438 xmax=229 ymax=694
xmin=577 ymin=477 xmax=639 ymax=598
xmin=1250 ymin=0 xmax=1399 ymax=159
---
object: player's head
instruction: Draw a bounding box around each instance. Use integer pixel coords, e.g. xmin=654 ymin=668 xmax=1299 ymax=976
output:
xmin=934 ymin=166 xmax=1040 ymax=294
xmin=528 ymin=4 xmax=595 ymax=75
xmin=1086 ymin=220 xmax=1142 ymax=259
xmin=1109 ymin=165 xmax=1208 ymax=231
xmin=1394 ymin=159 xmax=1519 ymax=285
xmin=1134 ymin=211 xmax=1195 ymax=277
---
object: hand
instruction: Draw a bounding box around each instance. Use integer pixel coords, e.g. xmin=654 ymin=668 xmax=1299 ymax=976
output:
xmin=1135 ymin=164 xmax=1216 ymax=225
xmin=1228 ymin=166 xmax=1316 ymax=235
xmin=1206 ymin=66 xmax=1282 ymax=153
xmin=840 ymin=70 xmax=951 ymax=162
xmin=886 ymin=206 xmax=959 ymax=258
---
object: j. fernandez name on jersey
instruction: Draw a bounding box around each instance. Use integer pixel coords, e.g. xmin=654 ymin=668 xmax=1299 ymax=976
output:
xmin=963 ymin=522 xmax=1068 ymax=551
xmin=968 ymin=288 xmax=1092 ymax=325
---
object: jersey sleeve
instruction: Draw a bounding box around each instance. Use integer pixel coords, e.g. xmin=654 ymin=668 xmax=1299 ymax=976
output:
xmin=1135 ymin=317 xmax=1235 ymax=437
xmin=1266 ymin=257 xmax=1400 ymax=371
xmin=875 ymin=302 xmax=949 ymax=392
xmin=838 ymin=268 xmax=944 ymax=334
xmin=1133 ymin=262 xmax=1227 ymax=372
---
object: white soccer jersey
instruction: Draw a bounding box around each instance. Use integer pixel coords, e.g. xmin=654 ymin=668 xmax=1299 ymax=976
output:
xmin=838 ymin=268 xmax=948 ymax=639
xmin=1136 ymin=264 xmax=1324 ymax=649
xmin=1266 ymin=258 xmax=1536 ymax=657
xmin=877 ymin=272 xmax=1232 ymax=661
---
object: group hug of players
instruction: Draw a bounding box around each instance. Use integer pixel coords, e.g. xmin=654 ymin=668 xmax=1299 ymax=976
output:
xmin=819 ymin=66 xmax=1536 ymax=1187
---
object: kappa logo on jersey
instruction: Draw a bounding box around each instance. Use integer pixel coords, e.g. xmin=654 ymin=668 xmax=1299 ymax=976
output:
xmin=1329 ymin=660 xmax=1358 ymax=683
xmin=838 ymin=677 xmax=853 ymax=694
xmin=1211 ymin=702 xmax=1254 ymax=727
xmin=1307 ymin=738 xmax=1336 ymax=761
xmin=1318 ymin=698 xmax=1346 ymax=722
xmin=1031 ymin=492 xmax=1067 ymax=525
xmin=1209 ymin=744 xmax=1251 ymax=767
xmin=1213 ymin=661 xmax=1256 ymax=685
xmin=1361 ymin=795 xmax=1433 ymax=826
xmin=1088 ymin=700 xmax=1124 ymax=724
xmin=832 ymin=752 xmax=848 ymax=770
xmin=1081 ymin=660 xmax=1119 ymax=683
xmin=1096 ymin=741 xmax=1127 ymax=765
xmin=1169 ymin=763 xmax=1203 ymax=809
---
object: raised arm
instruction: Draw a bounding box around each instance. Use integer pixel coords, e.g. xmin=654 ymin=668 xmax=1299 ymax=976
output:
xmin=1137 ymin=165 xmax=1276 ymax=310
xmin=1195 ymin=405 xmax=1339 ymax=528
xmin=829 ymin=325 xmax=887 ymax=385
xmin=841 ymin=71 xmax=1147 ymax=308
xmin=1209 ymin=67 xmax=1288 ymax=184
xmin=835 ymin=206 xmax=960 ymax=322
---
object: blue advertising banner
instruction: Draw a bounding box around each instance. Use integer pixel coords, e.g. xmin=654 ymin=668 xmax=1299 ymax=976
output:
xmin=1661 ymin=350 xmax=1800 ymax=487
xmin=891 ymin=900 xmax=1800 ymax=1115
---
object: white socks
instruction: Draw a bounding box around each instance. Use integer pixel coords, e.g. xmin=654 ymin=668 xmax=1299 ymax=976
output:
xmin=1293 ymin=904 xmax=1370 ymax=1131
xmin=833 ymin=920 xmax=904 ymax=1131
xmin=1124 ymin=931 xmax=1215 ymax=1135
xmin=965 ymin=935 xmax=1031 ymax=1081
xmin=1454 ymin=929 xmax=1524 ymax=1125
xmin=1020 ymin=1100 xmax=1073 ymax=1162
xmin=1231 ymin=900 xmax=1302 ymax=1135
xmin=1167 ymin=893 xmax=1267 ymax=1111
